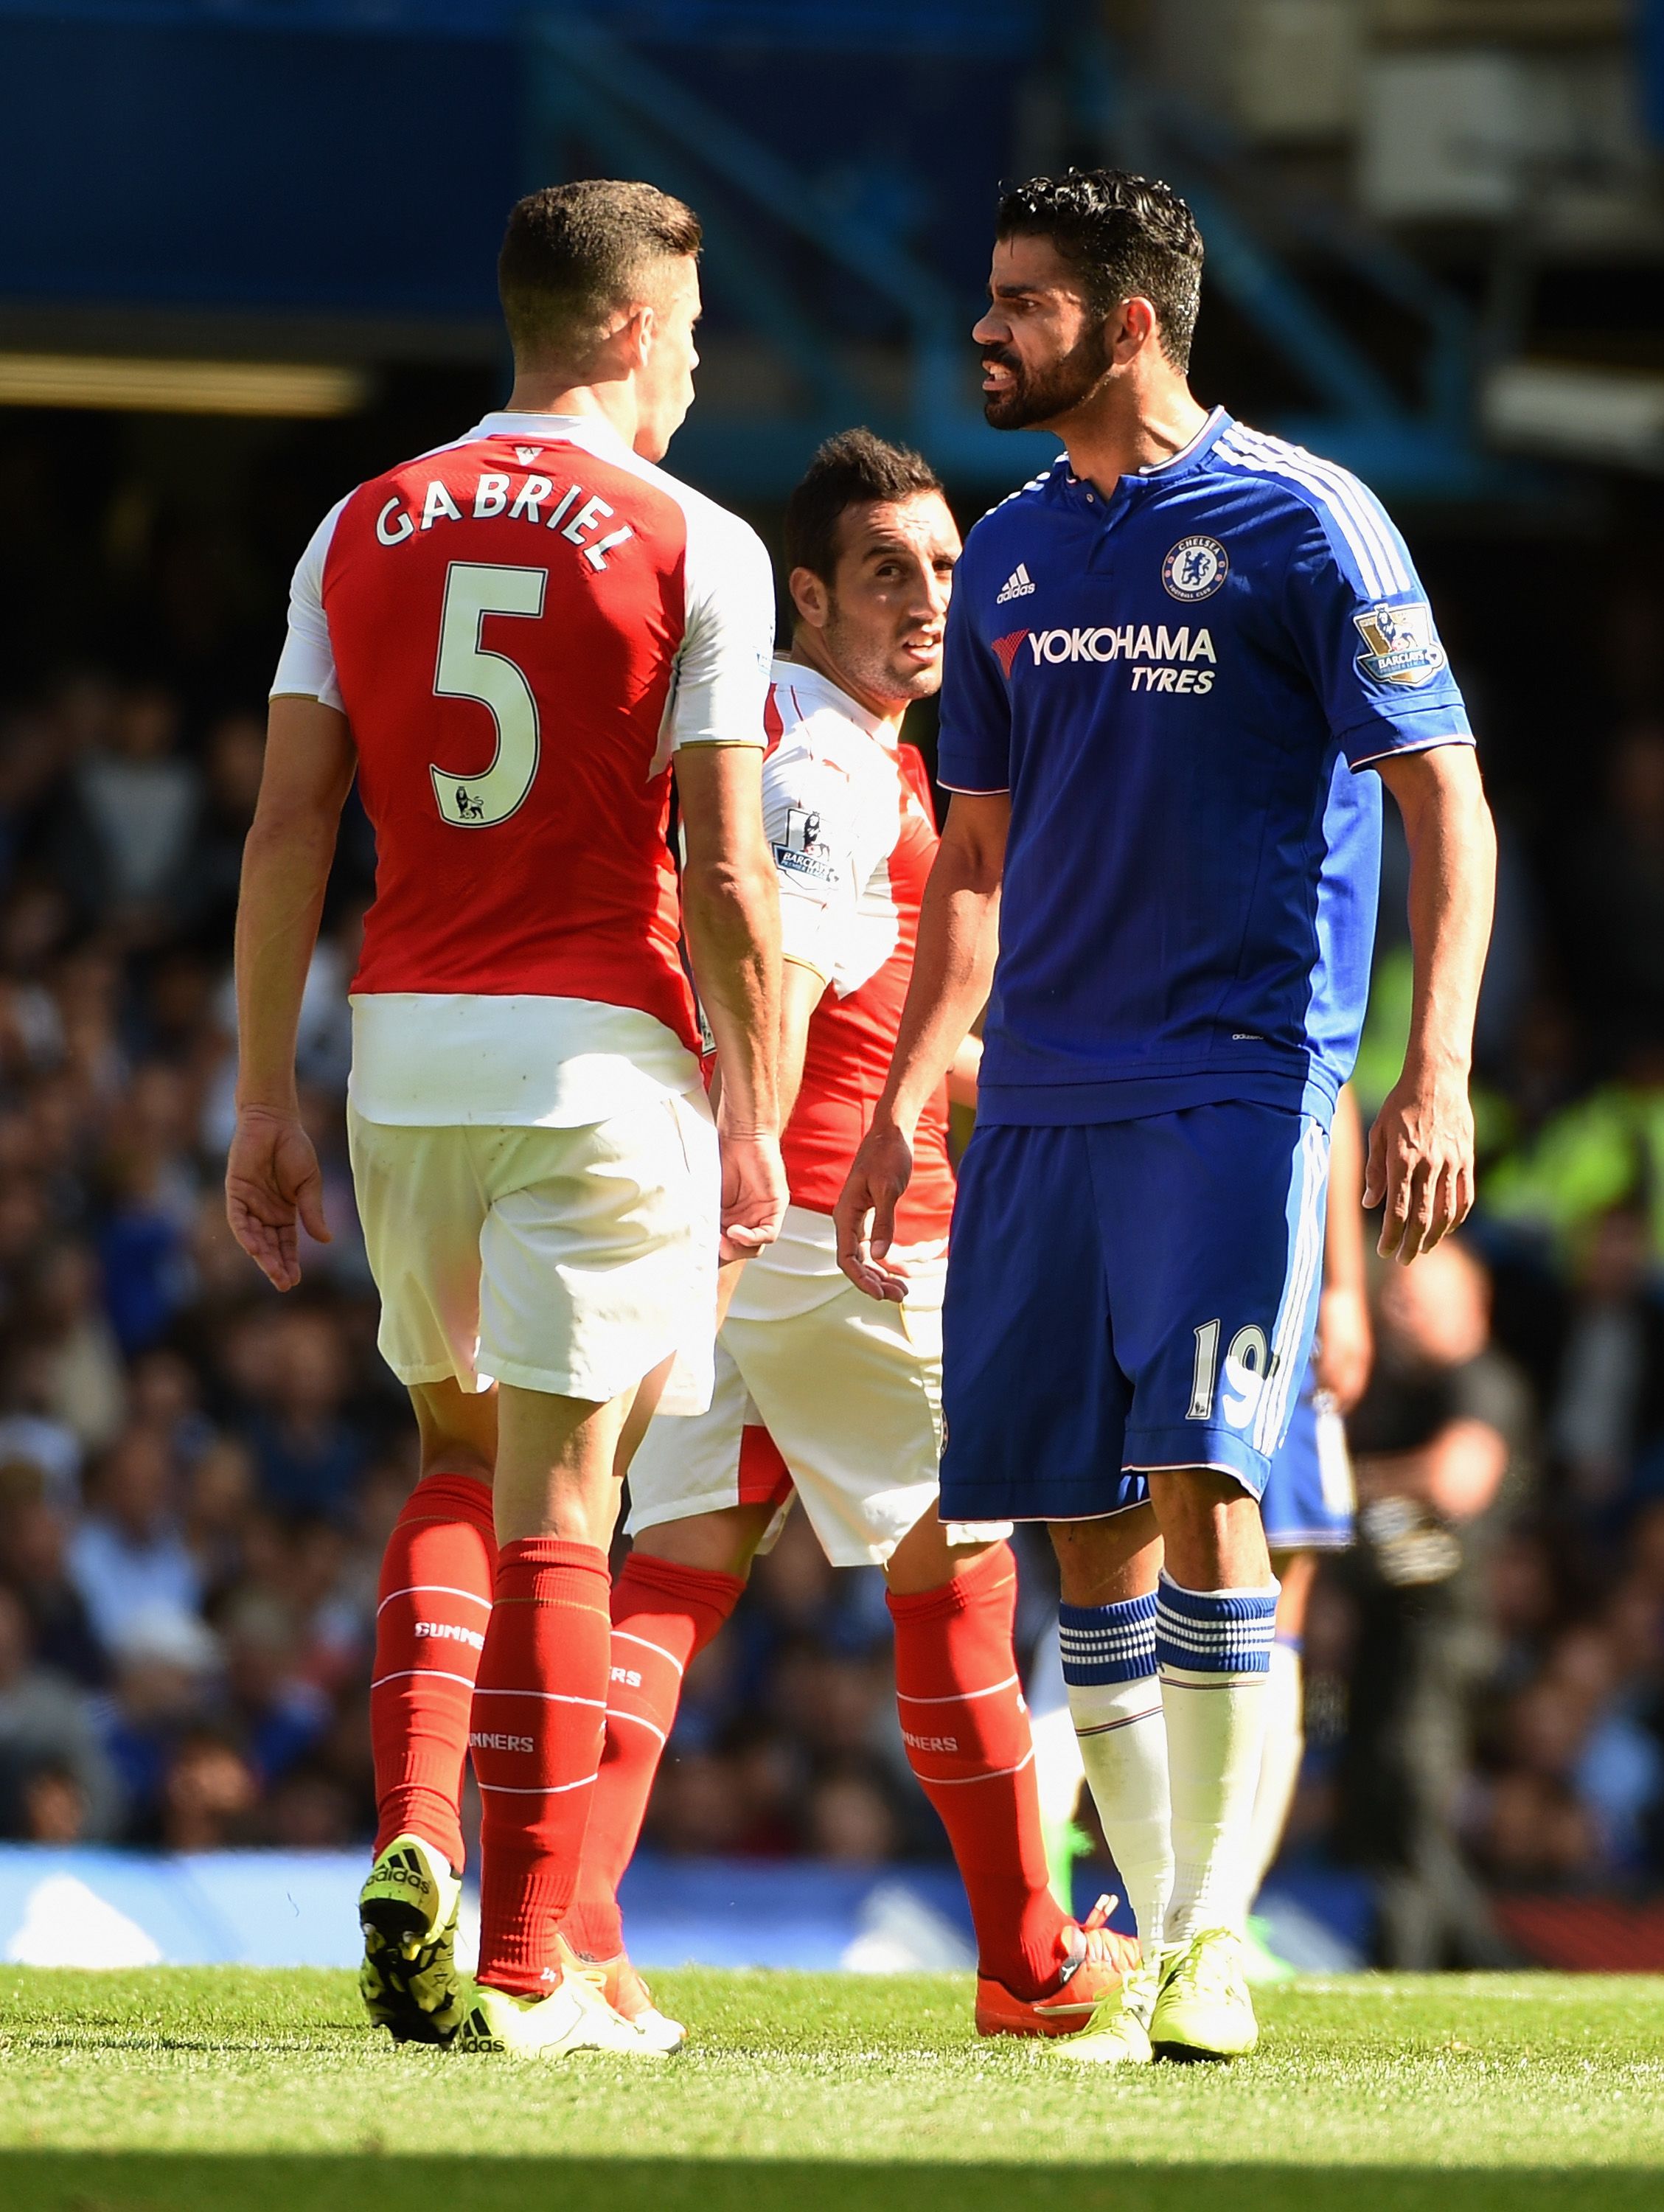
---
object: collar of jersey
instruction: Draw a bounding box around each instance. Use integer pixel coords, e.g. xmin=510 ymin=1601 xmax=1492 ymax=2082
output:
xmin=770 ymin=658 xmax=897 ymax=748
xmin=1055 ymin=404 xmax=1233 ymax=503
xmin=469 ymin=409 xmax=633 ymax=462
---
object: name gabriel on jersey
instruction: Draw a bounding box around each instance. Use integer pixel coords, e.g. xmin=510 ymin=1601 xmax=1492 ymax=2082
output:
xmin=372 ymin=464 xmax=637 ymax=574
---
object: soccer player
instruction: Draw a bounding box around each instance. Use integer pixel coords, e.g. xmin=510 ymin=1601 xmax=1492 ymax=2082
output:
xmin=227 ymin=181 xmax=784 ymax=2060
xmin=1027 ymin=1085 xmax=1374 ymax=1953
xmin=557 ymin=429 xmax=1138 ymax=2041
xmin=1244 ymin=1082 xmax=1373 ymax=1930
xmin=837 ymin=170 xmax=1495 ymax=2063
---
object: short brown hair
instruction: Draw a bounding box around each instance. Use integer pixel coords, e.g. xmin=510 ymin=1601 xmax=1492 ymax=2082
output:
xmin=784 ymin=428 xmax=944 ymax=594
xmin=498 ymin=180 xmax=702 ymax=366
xmin=996 ymin=169 xmax=1203 ymax=371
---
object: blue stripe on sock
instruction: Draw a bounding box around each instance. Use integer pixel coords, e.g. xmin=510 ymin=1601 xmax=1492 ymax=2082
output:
xmin=1155 ymin=1574 xmax=1277 ymax=1677
xmin=1058 ymin=1592 xmax=1158 ymax=1686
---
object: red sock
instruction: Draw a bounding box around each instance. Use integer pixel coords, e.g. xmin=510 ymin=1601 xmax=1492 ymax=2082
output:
xmin=888 ymin=1542 xmax=1067 ymax=2000
xmin=471 ymin=1537 xmax=612 ymax=1998
xmin=370 ymin=1470 xmax=497 ymax=1869
xmin=560 ymin=1549 xmax=745 ymax=1959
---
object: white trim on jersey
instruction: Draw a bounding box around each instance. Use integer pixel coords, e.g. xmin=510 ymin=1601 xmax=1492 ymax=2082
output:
xmin=1216 ymin=425 xmax=1413 ymax=602
xmin=1136 ymin=403 xmax=1228 ymax=477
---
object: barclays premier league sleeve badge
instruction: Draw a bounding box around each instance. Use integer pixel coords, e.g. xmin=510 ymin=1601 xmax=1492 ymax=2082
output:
xmin=1353 ymin=599 xmax=1447 ymax=688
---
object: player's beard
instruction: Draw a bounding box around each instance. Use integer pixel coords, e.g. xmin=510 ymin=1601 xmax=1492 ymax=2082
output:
xmin=983 ymin=319 xmax=1114 ymax=431
xmin=824 ymin=602 xmax=942 ymax=705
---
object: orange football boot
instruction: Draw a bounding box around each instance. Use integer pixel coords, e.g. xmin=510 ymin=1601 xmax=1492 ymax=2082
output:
xmin=974 ymin=1893 xmax=1142 ymax=2039
xmin=553 ymin=1931 xmax=686 ymax=2051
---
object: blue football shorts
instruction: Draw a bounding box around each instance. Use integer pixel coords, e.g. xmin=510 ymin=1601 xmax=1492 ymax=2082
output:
xmin=938 ymin=1102 xmax=1330 ymax=1523
xmin=1259 ymin=1378 xmax=1357 ymax=1551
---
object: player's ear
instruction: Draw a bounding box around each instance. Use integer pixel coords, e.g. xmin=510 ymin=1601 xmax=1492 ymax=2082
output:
xmin=1115 ymin=294 xmax=1159 ymax=364
xmin=789 ymin=565 xmax=830 ymax=633
xmin=616 ymin=300 xmax=654 ymax=372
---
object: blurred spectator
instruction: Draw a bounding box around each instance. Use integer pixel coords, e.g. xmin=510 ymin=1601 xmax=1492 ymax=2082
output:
xmin=21 ymin=1239 xmax=126 ymax=1455
xmin=51 ymin=682 xmax=201 ymax=944
xmin=0 ymin=1587 xmax=119 ymax=1838
xmin=239 ymin=1308 xmax=369 ymax=1520
xmin=1337 ymin=1241 xmax=1532 ymax=1966
xmin=806 ymin=1760 xmax=902 ymax=1865
xmin=1548 ymin=1208 xmax=1664 ymax=1509
xmin=68 ymin=1427 xmax=200 ymax=1652
xmin=1570 ymin=723 xmax=1664 ymax=1054
xmin=177 ymin=712 xmax=262 ymax=949
xmin=18 ymin=1759 xmax=91 ymax=1844
xmin=92 ymin=1604 xmax=220 ymax=1837
xmin=0 ymin=1492 xmax=108 ymax=1687
xmin=159 ymin=1729 xmax=257 ymax=1852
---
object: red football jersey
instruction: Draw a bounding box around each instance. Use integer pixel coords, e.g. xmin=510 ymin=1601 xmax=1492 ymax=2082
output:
xmin=272 ymin=412 xmax=775 ymax=1070
xmin=762 ymin=665 xmax=955 ymax=1244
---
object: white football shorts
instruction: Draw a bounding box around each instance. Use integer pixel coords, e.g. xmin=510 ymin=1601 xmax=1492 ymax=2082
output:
xmin=347 ymin=1091 xmax=719 ymax=1413
xmin=625 ymin=1206 xmax=1010 ymax=1568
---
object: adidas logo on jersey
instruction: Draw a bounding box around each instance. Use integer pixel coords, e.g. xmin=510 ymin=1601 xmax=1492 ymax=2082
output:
xmin=996 ymin=562 xmax=1036 ymax=604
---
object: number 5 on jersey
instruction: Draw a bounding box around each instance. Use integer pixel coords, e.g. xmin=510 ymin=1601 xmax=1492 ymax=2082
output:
xmin=430 ymin=562 xmax=546 ymax=827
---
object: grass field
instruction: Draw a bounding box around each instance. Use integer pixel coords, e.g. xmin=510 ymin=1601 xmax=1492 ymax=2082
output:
xmin=2 ymin=1969 xmax=1663 ymax=2211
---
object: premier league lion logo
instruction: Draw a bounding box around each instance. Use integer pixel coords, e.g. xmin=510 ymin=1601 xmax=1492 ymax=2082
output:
xmin=1353 ymin=600 xmax=1447 ymax=688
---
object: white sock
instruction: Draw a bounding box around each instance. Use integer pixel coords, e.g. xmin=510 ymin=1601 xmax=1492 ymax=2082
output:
xmin=1155 ymin=1573 xmax=1278 ymax=1946
xmin=1245 ymin=1639 xmax=1304 ymax=1905
xmin=1058 ymin=1596 xmax=1174 ymax=1955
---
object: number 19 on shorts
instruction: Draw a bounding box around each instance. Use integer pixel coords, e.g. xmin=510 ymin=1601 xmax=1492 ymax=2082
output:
xmin=1188 ymin=1317 xmax=1272 ymax=1431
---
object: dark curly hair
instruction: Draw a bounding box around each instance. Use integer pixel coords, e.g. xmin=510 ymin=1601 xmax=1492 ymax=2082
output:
xmin=784 ymin=428 xmax=944 ymax=591
xmin=995 ymin=169 xmax=1203 ymax=371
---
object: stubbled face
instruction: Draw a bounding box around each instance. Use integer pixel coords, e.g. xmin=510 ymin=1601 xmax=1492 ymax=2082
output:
xmin=630 ymin=254 xmax=702 ymax=462
xmin=801 ymin=493 xmax=961 ymax=708
xmin=972 ymin=233 xmax=1114 ymax=432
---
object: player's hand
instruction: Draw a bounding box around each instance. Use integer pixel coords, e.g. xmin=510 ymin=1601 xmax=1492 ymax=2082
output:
xmin=1312 ymin=1282 xmax=1373 ymax=1411
xmin=1364 ymin=1065 xmax=1475 ymax=1266
xmin=835 ymin=1116 xmax=915 ymax=1303
xmin=225 ymin=1105 xmax=330 ymax=1292
xmin=717 ymin=1129 xmax=787 ymax=1263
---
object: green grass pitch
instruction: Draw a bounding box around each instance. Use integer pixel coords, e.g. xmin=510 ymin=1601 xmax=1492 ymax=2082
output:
xmin=1 ymin=1969 xmax=1662 ymax=2211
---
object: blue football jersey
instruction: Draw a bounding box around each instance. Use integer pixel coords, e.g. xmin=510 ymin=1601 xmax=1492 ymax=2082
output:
xmin=937 ymin=408 xmax=1472 ymax=1128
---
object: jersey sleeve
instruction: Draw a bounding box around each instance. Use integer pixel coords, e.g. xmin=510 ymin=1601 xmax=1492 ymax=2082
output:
xmin=270 ymin=496 xmax=348 ymax=711
xmin=664 ymin=501 xmax=776 ymax=754
xmin=936 ymin=569 xmax=1013 ymax=793
xmin=762 ymin=721 xmax=863 ymax=982
xmin=1282 ymin=488 xmax=1472 ymax=770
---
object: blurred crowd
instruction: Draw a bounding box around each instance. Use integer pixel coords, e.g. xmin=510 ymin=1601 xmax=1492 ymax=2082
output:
xmin=0 ymin=430 xmax=1662 ymax=1957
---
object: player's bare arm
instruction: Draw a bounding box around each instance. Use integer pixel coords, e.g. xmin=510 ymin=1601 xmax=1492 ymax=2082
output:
xmin=947 ymin=1029 xmax=983 ymax=1110
xmin=676 ymin=740 xmax=787 ymax=1259
xmin=226 ymin=693 xmax=356 ymax=1291
xmin=1365 ymin=745 xmax=1496 ymax=1266
xmin=1312 ymin=1082 xmax=1373 ymax=1409
xmin=835 ymin=789 xmax=1006 ymax=1301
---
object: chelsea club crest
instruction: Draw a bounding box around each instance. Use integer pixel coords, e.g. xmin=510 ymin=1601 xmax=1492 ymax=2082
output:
xmin=1353 ymin=599 xmax=1446 ymax=688
xmin=1162 ymin=535 xmax=1228 ymax=601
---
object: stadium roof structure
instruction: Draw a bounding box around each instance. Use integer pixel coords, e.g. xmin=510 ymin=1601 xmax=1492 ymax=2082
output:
xmin=0 ymin=0 xmax=1548 ymax=504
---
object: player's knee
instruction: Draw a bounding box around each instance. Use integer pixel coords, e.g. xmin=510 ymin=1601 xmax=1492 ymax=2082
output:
xmin=1048 ymin=1506 xmax=1161 ymax=1607
xmin=634 ymin=1505 xmax=767 ymax=1580
xmin=884 ymin=1512 xmax=995 ymax=1595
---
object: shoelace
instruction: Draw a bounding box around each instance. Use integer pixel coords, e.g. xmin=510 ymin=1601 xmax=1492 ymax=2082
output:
xmin=1066 ymin=1893 xmax=1142 ymax=1971
xmin=1163 ymin=1933 xmax=1242 ymax=2003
